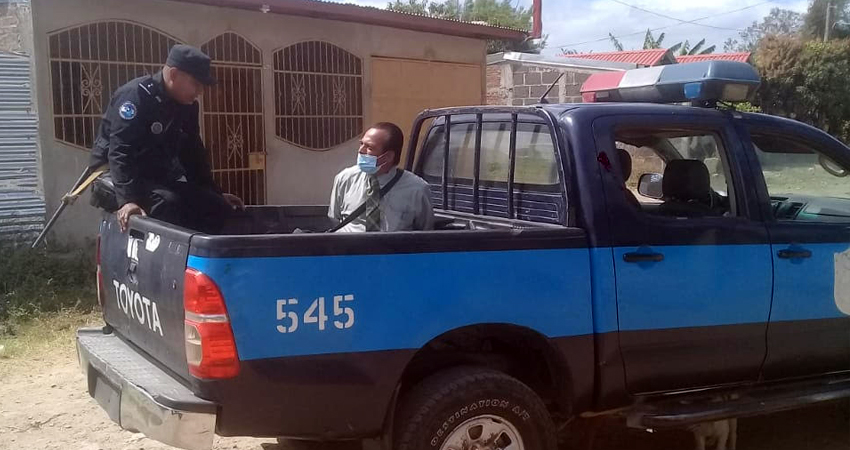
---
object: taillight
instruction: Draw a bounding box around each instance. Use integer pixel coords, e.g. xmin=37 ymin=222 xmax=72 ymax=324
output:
xmin=96 ymin=234 xmax=105 ymax=309
xmin=183 ymin=268 xmax=240 ymax=379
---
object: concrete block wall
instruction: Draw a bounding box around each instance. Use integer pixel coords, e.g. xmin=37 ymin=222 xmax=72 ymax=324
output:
xmin=0 ymin=3 xmax=32 ymax=54
xmin=486 ymin=61 xmax=601 ymax=106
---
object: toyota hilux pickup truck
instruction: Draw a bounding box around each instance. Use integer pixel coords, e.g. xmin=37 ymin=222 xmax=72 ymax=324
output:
xmin=77 ymin=61 xmax=850 ymax=450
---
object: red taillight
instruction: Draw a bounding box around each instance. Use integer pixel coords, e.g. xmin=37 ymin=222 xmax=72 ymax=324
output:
xmin=96 ymin=234 xmax=105 ymax=309
xmin=183 ymin=268 xmax=240 ymax=379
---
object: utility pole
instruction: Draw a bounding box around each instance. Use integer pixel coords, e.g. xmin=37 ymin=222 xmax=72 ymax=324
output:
xmin=825 ymin=0 xmax=834 ymax=42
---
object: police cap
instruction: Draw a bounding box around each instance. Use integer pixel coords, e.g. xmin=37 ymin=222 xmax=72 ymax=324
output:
xmin=166 ymin=44 xmax=216 ymax=86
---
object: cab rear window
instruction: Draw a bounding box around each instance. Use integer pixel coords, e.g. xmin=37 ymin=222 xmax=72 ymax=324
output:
xmin=421 ymin=121 xmax=560 ymax=187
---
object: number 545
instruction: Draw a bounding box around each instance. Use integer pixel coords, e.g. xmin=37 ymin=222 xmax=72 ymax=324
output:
xmin=276 ymin=295 xmax=355 ymax=334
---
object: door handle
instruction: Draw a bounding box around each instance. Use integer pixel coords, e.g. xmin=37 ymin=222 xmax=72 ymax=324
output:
xmin=623 ymin=252 xmax=664 ymax=263
xmin=777 ymin=248 xmax=812 ymax=259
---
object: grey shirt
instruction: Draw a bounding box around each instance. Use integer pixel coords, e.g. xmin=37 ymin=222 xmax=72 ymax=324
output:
xmin=328 ymin=166 xmax=435 ymax=232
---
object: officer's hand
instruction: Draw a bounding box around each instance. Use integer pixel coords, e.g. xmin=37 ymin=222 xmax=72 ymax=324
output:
xmin=117 ymin=202 xmax=147 ymax=232
xmin=223 ymin=193 xmax=245 ymax=210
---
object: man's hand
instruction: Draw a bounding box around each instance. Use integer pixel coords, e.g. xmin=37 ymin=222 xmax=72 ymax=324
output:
xmin=117 ymin=202 xmax=147 ymax=232
xmin=223 ymin=193 xmax=245 ymax=210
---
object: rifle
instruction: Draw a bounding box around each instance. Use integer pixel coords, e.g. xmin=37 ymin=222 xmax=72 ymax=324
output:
xmin=31 ymin=164 xmax=108 ymax=249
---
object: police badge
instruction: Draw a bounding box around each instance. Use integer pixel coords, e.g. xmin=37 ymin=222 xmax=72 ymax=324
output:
xmin=119 ymin=101 xmax=137 ymax=120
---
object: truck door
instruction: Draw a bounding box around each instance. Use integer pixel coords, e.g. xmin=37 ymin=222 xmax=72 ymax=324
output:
xmin=592 ymin=114 xmax=772 ymax=394
xmin=742 ymin=122 xmax=850 ymax=379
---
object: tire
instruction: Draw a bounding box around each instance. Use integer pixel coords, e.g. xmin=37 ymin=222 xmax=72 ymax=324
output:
xmin=394 ymin=366 xmax=557 ymax=450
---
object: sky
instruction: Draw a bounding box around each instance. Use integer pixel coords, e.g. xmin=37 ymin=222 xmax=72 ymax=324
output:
xmin=343 ymin=0 xmax=811 ymax=56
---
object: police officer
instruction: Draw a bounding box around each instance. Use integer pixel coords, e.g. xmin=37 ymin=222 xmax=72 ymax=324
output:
xmin=89 ymin=44 xmax=242 ymax=233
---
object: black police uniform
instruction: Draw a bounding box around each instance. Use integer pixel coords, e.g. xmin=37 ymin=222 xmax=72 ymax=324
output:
xmin=89 ymin=47 xmax=231 ymax=233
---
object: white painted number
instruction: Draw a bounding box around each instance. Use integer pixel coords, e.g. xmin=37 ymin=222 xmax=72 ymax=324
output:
xmin=276 ymin=298 xmax=299 ymax=333
xmin=333 ymin=295 xmax=355 ymax=329
xmin=275 ymin=294 xmax=355 ymax=334
xmin=304 ymin=297 xmax=329 ymax=331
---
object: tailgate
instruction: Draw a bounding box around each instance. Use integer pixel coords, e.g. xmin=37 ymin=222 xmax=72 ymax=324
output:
xmin=99 ymin=214 xmax=194 ymax=380
xmin=77 ymin=328 xmax=216 ymax=450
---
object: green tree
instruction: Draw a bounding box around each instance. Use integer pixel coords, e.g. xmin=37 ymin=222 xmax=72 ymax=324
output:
xmin=609 ymin=32 xmax=624 ymax=51
xmin=670 ymin=38 xmax=716 ymax=55
xmin=387 ymin=0 xmax=544 ymax=53
xmin=643 ymin=29 xmax=666 ymax=49
xmin=724 ymin=8 xmax=803 ymax=53
xmin=608 ymin=30 xmax=714 ymax=55
xmin=802 ymin=0 xmax=850 ymax=41
xmin=754 ymin=34 xmax=850 ymax=143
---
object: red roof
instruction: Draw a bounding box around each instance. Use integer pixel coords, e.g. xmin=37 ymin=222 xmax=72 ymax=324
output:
xmin=169 ymin=0 xmax=527 ymax=41
xmin=565 ymin=49 xmax=675 ymax=67
xmin=676 ymin=52 xmax=751 ymax=64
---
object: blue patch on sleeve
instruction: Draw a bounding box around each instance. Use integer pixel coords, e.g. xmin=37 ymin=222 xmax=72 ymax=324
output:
xmin=119 ymin=101 xmax=137 ymax=120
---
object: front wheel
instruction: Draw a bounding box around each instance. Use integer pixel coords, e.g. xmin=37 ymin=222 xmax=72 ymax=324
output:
xmin=393 ymin=367 xmax=557 ymax=450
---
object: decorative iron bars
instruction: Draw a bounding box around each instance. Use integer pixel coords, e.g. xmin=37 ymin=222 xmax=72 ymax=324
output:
xmin=49 ymin=21 xmax=180 ymax=149
xmin=273 ymin=41 xmax=363 ymax=151
xmin=201 ymin=32 xmax=266 ymax=205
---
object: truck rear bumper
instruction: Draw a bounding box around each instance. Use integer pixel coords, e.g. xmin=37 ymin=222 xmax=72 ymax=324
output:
xmin=76 ymin=327 xmax=217 ymax=450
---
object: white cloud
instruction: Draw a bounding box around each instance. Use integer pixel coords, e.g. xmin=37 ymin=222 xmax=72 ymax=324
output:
xmin=533 ymin=0 xmax=809 ymax=55
xmin=344 ymin=0 xmax=810 ymax=56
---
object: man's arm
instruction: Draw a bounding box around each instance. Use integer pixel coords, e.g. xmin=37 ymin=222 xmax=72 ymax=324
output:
xmin=414 ymin=183 xmax=435 ymax=230
xmin=107 ymin=91 xmax=148 ymax=207
xmin=328 ymin=173 xmax=344 ymax=221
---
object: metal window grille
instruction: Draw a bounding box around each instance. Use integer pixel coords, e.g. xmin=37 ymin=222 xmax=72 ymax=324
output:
xmin=201 ymin=32 xmax=266 ymax=205
xmin=273 ymin=41 xmax=363 ymax=151
xmin=48 ymin=21 xmax=180 ymax=150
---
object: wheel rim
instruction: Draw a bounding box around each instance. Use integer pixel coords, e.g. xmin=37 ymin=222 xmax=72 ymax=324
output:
xmin=440 ymin=414 xmax=525 ymax=450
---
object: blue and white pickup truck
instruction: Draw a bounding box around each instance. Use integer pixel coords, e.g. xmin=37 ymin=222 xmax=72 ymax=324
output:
xmin=77 ymin=61 xmax=850 ymax=450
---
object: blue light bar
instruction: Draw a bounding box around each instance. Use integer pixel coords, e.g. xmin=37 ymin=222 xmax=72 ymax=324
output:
xmin=657 ymin=61 xmax=760 ymax=103
xmin=684 ymin=82 xmax=703 ymax=100
xmin=581 ymin=60 xmax=761 ymax=105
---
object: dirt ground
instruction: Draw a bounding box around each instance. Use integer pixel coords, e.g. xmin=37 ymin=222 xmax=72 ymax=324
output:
xmin=0 ymin=339 xmax=848 ymax=450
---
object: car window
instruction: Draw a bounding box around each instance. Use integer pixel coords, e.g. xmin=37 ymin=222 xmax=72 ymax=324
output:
xmin=668 ymin=135 xmax=729 ymax=195
xmin=615 ymin=127 xmax=735 ymax=218
xmin=616 ymin=141 xmax=664 ymax=203
xmin=750 ymin=131 xmax=850 ymax=223
xmin=418 ymin=116 xmax=565 ymax=224
xmin=422 ymin=121 xmax=560 ymax=187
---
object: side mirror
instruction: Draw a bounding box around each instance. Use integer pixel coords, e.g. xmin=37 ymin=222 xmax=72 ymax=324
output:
xmin=819 ymin=154 xmax=849 ymax=177
xmin=638 ymin=173 xmax=664 ymax=199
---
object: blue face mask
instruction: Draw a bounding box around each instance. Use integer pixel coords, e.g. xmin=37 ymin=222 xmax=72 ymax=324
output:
xmin=357 ymin=153 xmax=379 ymax=175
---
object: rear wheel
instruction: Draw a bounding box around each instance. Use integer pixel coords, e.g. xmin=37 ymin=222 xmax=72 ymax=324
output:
xmin=394 ymin=367 xmax=557 ymax=450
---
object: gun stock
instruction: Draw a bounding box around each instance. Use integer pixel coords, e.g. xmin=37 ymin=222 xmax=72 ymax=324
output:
xmin=31 ymin=166 xmax=95 ymax=249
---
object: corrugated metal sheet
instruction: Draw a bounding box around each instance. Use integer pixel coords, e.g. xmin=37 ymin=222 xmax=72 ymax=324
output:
xmin=676 ymin=53 xmax=752 ymax=64
xmin=0 ymin=51 xmax=44 ymax=240
xmin=567 ymin=49 xmax=675 ymax=67
xmin=488 ymin=51 xmax=636 ymax=71
xmin=171 ymin=0 xmax=528 ymax=40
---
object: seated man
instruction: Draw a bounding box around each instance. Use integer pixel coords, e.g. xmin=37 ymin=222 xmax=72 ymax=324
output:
xmin=89 ymin=44 xmax=242 ymax=233
xmin=328 ymin=122 xmax=434 ymax=232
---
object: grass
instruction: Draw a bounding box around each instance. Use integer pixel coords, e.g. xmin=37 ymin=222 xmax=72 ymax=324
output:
xmin=0 ymin=241 xmax=100 ymax=361
xmin=0 ymin=241 xmax=97 ymax=320
xmin=0 ymin=309 xmax=101 ymax=362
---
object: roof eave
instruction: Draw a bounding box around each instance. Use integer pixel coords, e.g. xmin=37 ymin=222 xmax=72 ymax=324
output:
xmin=171 ymin=0 xmax=528 ymax=41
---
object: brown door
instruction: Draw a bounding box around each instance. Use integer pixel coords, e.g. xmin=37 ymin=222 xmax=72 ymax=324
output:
xmin=371 ymin=57 xmax=483 ymax=162
xmin=201 ymin=32 xmax=266 ymax=205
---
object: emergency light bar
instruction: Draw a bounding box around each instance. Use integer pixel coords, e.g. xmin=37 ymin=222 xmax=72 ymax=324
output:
xmin=580 ymin=61 xmax=760 ymax=105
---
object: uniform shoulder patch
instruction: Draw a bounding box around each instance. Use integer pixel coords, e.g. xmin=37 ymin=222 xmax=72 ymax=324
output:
xmin=118 ymin=101 xmax=137 ymax=120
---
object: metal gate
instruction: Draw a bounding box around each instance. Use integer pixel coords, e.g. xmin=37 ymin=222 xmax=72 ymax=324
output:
xmin=201 ymin=32 xmax=266 ymax=205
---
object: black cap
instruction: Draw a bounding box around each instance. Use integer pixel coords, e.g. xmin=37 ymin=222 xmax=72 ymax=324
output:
xmin=166 ymin=44 xmax=216 ymax=85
